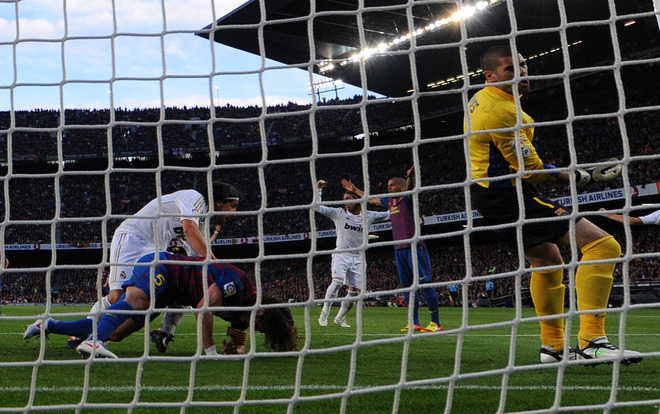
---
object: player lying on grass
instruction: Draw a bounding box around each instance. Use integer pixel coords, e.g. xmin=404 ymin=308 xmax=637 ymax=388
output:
xmin=24 ymin=252 xmax=299 ymax=358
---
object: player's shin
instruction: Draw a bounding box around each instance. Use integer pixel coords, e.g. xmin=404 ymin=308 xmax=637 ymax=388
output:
xmin=530 ymin=268 xmax=566 ymax=350
xmin=422 ymin=286 xmax=440 ymax=324
xmin=49 ymin=319 xmax=94 ymax=338
xmin=576 ymin=236 xmax=619 ymax=348
xmin=95 ymin=300 xmax=135 ymax=342
xmin=88 ymin=296 xmax=113 ymax=319
xmin=160 ymin=309 xmax=185 ymax=335
xmin=322 ymin=279 xmax=343 ymax=315
xmin=336 ymin=290 xmax=359 ymax=319
xmin=411 ymin=290 xmax=421 ymax=325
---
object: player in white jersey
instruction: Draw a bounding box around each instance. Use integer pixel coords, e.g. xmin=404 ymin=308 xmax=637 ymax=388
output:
xmin=315 ymin=180 xmax=390 ymax=328
xmin=599 ymin=207 xmax=660 ymax=226
xmin=67 ymin=182 xmax=240 ymax=351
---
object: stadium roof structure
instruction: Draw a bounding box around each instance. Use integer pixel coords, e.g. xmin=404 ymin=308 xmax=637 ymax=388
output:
xmin=199 ymin=0 xmax=658 ymax=98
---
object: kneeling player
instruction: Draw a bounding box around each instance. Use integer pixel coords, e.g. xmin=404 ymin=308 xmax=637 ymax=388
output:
xmin=24 ymin=252 xmax=299 ymax=358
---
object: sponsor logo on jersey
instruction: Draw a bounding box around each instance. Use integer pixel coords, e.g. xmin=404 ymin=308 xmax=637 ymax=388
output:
xmin=223 ymin=282 xmax=237 ymax=296
xmin=191 ymin=208 xmax=201 ymax=214
xmin=468 ymin=97 xmax=479 ymax=113
xmin=511 ymin=139 xmax=532 ymax=157
xmin=344 ymin=222 xmax=363 ymax=232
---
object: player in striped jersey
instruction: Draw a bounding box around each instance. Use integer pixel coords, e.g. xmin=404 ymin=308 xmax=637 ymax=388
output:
xmin=71 ymin=182 xmax=240 ymax=350
xmin=341 ymin=167 xmax=444 ymax=333
xmin=24 ymin=252 xmax=299 ymax=358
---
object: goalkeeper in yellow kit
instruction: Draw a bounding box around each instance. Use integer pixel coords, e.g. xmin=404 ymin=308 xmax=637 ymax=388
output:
xmin=465 ymin=45 xmax=642 ymax=365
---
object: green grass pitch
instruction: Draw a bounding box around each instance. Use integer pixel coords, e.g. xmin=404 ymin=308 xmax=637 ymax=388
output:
xmin=1 ymin=305 xmax=658 ymax=413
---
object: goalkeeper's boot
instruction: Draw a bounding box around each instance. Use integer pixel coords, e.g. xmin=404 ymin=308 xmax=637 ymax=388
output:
xmin=575 ymin=336 xmax=643 ymax=366
xmin=539 ymin=345 xmax=575 ymax=363
xmin=334 ymin=317 xmax=351 ymax=328
xmin=400 ymin=324 xmax=423 ymax=332
xmin=318 ymin=312 xmax=328 ymax=327
xmin=23 ymin=318 xmax=53 ymax=340
xmin=66 ymin=336 xmax=83 ymax=350
xmin=77 ymin=339 xmax=118 ymax=359
xmin=150 ymin=329 xmax=174 ymax=353
xmin=421 ymin=322 xmax=444 ymax=333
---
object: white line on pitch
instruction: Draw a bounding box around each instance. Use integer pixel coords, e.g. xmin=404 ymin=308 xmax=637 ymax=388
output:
xmin=1 ymin=384 xmax=659 ymax=393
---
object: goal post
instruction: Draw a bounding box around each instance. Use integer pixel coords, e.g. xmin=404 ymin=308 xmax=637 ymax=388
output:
xmin=1 ymin=0 xmax=659 ymax=413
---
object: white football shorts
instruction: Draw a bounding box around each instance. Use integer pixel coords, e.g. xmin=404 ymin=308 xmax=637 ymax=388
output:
xmin=330 ymin=253 xmax=363 ymax=290
xmin=107 ymin=232 xmax=159 ymax=291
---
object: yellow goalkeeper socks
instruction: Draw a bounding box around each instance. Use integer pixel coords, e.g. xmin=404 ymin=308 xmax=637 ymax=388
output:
xmin=530 ymin=267 xmax=566 ymax=351
xmin=576 ymin=235 xmax=620 ymax=349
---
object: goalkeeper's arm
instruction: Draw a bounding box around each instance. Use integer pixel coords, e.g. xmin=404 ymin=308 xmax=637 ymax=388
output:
xmin=572 ymin=158 xmax=622 ymax=187
xmin=528 ymin=159 xmax=621 ymax=187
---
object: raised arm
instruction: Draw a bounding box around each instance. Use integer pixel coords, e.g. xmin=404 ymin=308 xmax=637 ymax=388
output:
xmin=316 ymin=179 xmax=326 ymax=202
xmin=341 ymin=179 xmax=384 ymax=207
xmin=406 ymin=165 xmax=415 ymax=191
xmin=312 ymin=180 xmax=328 ymax=213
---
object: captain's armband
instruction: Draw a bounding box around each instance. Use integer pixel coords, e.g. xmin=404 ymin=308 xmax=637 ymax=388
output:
xmin=227 ymin=326 xmax=248 ymax=346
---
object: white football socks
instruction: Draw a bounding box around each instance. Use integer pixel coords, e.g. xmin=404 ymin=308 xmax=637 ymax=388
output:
xmin=336 ymin=289 xmax=359 ymax=319
xmin=87 ymin=295 xmax=113 ymax=320
xmin=321 ymin=280 xmax=343 ymax=316
xmin=160 ymin=306 xmax=185 ymax=335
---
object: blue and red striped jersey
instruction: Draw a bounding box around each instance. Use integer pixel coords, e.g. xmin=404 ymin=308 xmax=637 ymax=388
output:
xmin=134 ymin=252 xmax=257 ymax=307
xmin=380 ymin=195 xmax=425 ymax=250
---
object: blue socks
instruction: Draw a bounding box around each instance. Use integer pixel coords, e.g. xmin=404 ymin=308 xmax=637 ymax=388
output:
xmin=48 ymin=318 xmax=93 ymax=338
xmin=95 ymin=300 xmax=135 ymax=342
xmin=411 ymin=292 xmax=421 ymax=326
xmin=422 ymin=286 xmax=441 ymax=325
xmin=46 ymin=300 xmax=136 ymax=341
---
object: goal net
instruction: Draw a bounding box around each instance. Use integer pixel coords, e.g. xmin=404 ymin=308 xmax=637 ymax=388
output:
xmin=1 ymin=0 xmax=659 ymax=412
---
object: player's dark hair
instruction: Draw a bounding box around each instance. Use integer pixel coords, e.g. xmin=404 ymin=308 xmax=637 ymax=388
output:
xmin=480 ymin=45 xmax=513 ymax=72
xmin=200 ymin=181 xmax=241 ymax=205
xmin=258 ymin=296 xmax=299 ymax=352
xmin=343 ymin=190 xmax=359 ymax=199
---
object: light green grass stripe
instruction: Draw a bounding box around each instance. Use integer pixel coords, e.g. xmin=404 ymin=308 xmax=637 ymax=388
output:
xmin=2 ymin=384 xmax=659 ymax=393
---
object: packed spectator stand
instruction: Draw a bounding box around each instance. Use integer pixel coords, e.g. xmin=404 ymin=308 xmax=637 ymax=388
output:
xmin=1 ymin=34 xmax=659 ymax=307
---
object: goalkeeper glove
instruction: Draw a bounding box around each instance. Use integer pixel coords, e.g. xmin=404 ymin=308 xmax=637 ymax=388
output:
xmin=575 ymin=158 xmax=622 ymax=187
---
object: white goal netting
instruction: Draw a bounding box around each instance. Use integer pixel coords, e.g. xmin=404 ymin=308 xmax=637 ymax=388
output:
xmin=1 ymin=0 xmax=659 ymax=413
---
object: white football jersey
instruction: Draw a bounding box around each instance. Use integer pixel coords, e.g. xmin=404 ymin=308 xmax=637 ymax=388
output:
xmin=315 ymin=193 xmax=389 ymax=254
xmin=640 ymin=209 xmax=660 ymax=225
xmin=114 ymin=189 xmax=208 ymax=251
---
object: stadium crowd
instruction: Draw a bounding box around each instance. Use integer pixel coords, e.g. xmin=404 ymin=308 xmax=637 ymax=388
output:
xmin=2 ymin=222 xmax=658 ymax=307
xmin=1 ymin=35 xmax=659 ymax=306
xmin=2 ymin=62 xmax=659 ymax=245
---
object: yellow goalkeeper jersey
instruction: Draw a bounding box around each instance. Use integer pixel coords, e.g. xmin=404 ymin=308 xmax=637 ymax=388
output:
xmin=465 ymin=86 xmax=550 ymax=189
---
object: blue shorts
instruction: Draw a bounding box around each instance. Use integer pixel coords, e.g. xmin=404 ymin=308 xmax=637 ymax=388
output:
xmin=120 ymin=261 xmax=172 ymax=326
xmin=394 ymin=245 xmax=432 ymax=288
xmin=121 ymin=258 xmax=173 ymax=310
